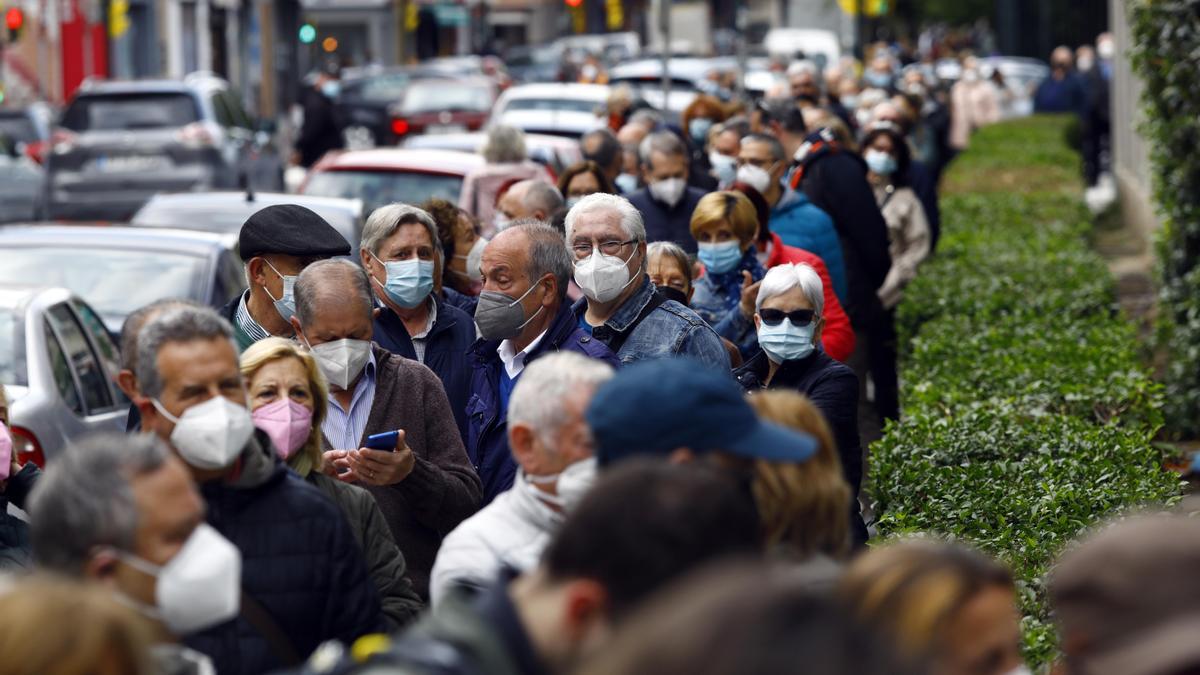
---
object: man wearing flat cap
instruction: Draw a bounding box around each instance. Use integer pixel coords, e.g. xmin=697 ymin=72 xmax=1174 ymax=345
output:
xmin=219 ymin=204 xmax=352 ymax=352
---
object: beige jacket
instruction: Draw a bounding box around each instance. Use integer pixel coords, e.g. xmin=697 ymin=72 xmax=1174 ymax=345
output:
xmin=949 ymin=79 xmax=1000 ymax=150
xmin=875 ymin=185 xmax=931 ymax=309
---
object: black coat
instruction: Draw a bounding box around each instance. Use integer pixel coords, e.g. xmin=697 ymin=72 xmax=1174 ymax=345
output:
xmin=627 ymin=185 xmax=707 ymax=254
xmin=0 ymin=464 xmax=38 ymax=569
xmin=734 ymin=349 xmax=867 ymax=545
xmin=797 ymin=151 xmax=893 ymax=329
xmin=296 ymin=87 xmax=344 ymax=168
xmin=185 ymin=431 xmax=384 ymax=674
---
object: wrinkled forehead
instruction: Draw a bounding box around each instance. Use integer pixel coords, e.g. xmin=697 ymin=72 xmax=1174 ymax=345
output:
xmin=571 ymin=209 xmax=625 ymax=242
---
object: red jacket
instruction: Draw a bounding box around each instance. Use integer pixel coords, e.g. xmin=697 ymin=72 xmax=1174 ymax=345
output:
xmin=764 ymin=232 xmax=856 ymax=363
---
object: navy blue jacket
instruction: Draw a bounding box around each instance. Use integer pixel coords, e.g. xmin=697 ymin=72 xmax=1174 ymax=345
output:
xmin=466 ymin=303 xmax=620 ymax=504
xmin=373 ymin=296 xmax=476 ymax=444
xmin=186 ymin=431 xmax=384 ymax=674
xmin=627 ymin=185 xmax=706 ymax=254
xmin=442 ymin=287 xmax=479 ymax=316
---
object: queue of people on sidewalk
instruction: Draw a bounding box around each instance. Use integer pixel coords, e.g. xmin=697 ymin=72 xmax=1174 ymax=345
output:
xmin=0 ymin=47 xmax=1183 ymax=675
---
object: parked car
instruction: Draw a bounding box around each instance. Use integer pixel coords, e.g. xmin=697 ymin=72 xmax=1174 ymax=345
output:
xmin=402 ymin=131 xmax=583 ymax=178
xmin=489 ymin=83 xmax=609 ymax=138
xmin=336 ymin=66 xmax=428 ymax=148
xmin=131 ymin=191 xmax=364 ymax=248
xmin=608 ymin=59 xmax=723 ymax=115
xmin=762 ymin=28 xmax=841 ymax=69
xmin=0 ymin=151 xmax=45 ymax=223
xmin=0 ymin=285 xmax=125 ymax=466
xmin=388 ymin=77 xmax=496 ymax=142
xmin=45 ymin=73 xmax=283 ymax=221
xmin=0 ymin=103 xmax=53 ymax=164
xmin=0 ymin=225 xmax=245 ymax=333
xmin=300 ymin=148 xmax=484 ymax=215
xmin=981 ymin=56 xmax=1051 ymax=118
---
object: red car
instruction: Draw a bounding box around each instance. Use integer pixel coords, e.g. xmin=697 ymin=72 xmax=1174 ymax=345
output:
xmin=387 ymin=77 xmax=497 ymax=140
xmin=300 ymin=148 xmax=485 ymax=215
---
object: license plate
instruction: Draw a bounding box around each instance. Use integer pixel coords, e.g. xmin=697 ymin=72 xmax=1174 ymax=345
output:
xmin=426 ymin=124 xmax=466 ymax=134
xmin=90 ymin=155 xmax=172 ymax=172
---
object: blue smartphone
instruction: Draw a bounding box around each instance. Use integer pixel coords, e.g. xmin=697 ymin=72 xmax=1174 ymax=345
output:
xmin=365 ymin=430 xmax=400 ymax=451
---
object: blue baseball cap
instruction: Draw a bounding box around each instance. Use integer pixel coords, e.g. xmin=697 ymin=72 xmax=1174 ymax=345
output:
xmin=586 ymin=358 xmax=818 ymax=467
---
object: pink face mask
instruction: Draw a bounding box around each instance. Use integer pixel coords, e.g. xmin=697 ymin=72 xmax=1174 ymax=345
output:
xmin=251 ymin=399 xmax=313 ymax=460
xmin=0 ymin=424 xmax=12 ymax=481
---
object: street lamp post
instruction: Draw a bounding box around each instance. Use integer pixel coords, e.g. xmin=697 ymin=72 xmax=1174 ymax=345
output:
xmin=659 ymin=0 xmax=669 ymax=109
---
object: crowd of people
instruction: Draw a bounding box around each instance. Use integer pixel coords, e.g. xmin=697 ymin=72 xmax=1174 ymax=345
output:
xmin=0 ymin=40 xmax=1184 ymax=675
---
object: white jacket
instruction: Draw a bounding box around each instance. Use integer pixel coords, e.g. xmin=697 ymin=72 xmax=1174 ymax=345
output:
xmin=429 ymin=471 xmax=565 ymax=607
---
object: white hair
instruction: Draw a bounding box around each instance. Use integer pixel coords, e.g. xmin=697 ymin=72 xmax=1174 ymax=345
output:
xmin=483 ymin=125 xmax=527 ymax=164
xmin=360 ymin=203 xmax=441 ymax=264
xmin=507 ymin=352 xmax=615 ymax=449
xmin=755 ymin=263 xmax=824 ymax=317
xmin=787 ymin=60 xmax=819 ymax=78
xmin=564 ymin=193 xmax=646 ymax=244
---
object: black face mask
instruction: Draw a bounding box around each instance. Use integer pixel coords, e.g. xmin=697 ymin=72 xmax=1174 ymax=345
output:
xmin=656 ymin=285 xmax=689 ymax=306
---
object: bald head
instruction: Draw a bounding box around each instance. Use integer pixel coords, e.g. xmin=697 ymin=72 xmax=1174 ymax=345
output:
xmin=498 ymin=179 xmax=563 ymax=223
xmin=294 ymin=258 xmax=374 ymax=328
xmin=489 ymin=222 xmax=572 ymax=300
xmin=617 ymin=123 xmax=650 ymax=148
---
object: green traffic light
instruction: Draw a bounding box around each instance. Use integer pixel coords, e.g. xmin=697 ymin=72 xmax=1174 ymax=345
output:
xmin=299 ymin=23 xmax=317 ymax=44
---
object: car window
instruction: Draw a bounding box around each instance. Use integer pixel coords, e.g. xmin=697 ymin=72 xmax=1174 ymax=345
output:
xmin=223 ymin=91 xmax=254 ymax=129
xmin=216 ymin=250 xmax=247 ymax=305
xmin=352 ymin=74 xmax=413 ymax=103
xmin=210 ymin=92 xmax=234 ymax=127
xmin=59 ymin=93 xmax=201 ymax=131
xmin=503 ymin=98 xmax=601 ymax=114
xmin=46 ymin=304 xmax=113 ymax=414
xmin=303 ymin=170 xmax=463 ymax=215
xmin=72 ymin=299 xmax=120 ymax=373
xmin=0 ymin=115 xmax=39 ymax=145
xmin=400 ymin=84 xmax=492 ymax=114
xmin=0 ymin=308 xmax=26 ymax=387
xmin=43 ymin=318 xmax=82 ymax=415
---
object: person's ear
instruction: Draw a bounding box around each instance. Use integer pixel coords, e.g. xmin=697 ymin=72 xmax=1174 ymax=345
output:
xmin=84 ymin=548 xmax=120 ymax=584
xmin=753 ymin=314 xmax=762 ymax=331
xmin=541 ymin=275 xmax=558 ymax=307
xmin=562 ymin=579 xmax=609 ymax=643
xmin=359 ymin=249 xmax=375 ymax=274
xmin=289 ymin=317 xmax=306 ymax=342
xmin=509 ymin=423 xmax=537 ymax=467
xmin=247 ymin=257 xmax=267 ymax=287
xmin=116 ymin=369 xmax=138 ymax=400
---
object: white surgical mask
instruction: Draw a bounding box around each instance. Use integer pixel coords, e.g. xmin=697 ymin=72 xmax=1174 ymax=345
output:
xmin=527 ymin=457 xmax=597 ymax=511
xmin=736 ymin=164 xmax=773 ymax=194
xmin=709 ymin=152 xmax=737 ymax=187
xmin=648 ymin=177 xmax=687 ymax=208
xmin=575 ymin=245 xmax=639 ymax=303
xmin=614 ymin=173 xmax=639 ymax=194
xmin=152 ymin=396 xmax=255 ymax=470
xmin=306 ymin=337 xmax=372 ymax=391
xmin=454 ymin=237 xmax=488 ymax=283
xmin=114 ymin=523 xmax=242 ymax=635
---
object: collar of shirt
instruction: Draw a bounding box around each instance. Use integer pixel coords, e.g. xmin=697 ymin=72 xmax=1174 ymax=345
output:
xmin=235 ymin=291 xmax=271 ymax=343
xmin=410 ymin=295 xmax=438 ymax=341
xmin=497 ymin=330 xmax=547 ymax=380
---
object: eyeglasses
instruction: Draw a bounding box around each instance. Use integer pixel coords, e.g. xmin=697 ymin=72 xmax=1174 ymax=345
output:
xmin=759 ymin=308 xmax=817 ymax=327
xmin=571 ymin=239 xmax=637 ymax=259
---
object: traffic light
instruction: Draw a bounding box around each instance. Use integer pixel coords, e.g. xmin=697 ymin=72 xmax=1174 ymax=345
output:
xmin=5 ymin=7 xmax=24 ymax=41
xmin=564 ymin=0 xmax=583 ymax=7
xmin=299 ymin=22 xmax=317 ymax=44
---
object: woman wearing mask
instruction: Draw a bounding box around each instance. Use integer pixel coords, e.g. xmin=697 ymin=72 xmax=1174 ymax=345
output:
xmin=862 ymin=123 xmax=930 ymax=425
xmin=733 ymin=263 xmax=866 ymax=545
xmin=240 ymin=338 xmax=423 ymax=629
xmin=556 ymin=161 xmax=617 ymax=211
xmin=838 ymin=539 xmax=1028 ymax=675
xmin=689 ymin=191 xmax=767 ymax=356
xmin=0 ymin=385 xmax=38 ymax=569
xmin=648 ymin=241 xmax=745 ymax=368
xmin=681 ymin=95 xmax=728 ymax=192
xmin=422 ymin=198 xmax=485 ymax=314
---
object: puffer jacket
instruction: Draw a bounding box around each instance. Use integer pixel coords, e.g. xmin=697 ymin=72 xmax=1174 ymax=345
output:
xmin=0 ymin=464 xmax=38 ymax=569
xmin=768 ymin=187 xmax=848 ymax=303
xmin=185 ymin=430 xmax=384 ymax=675
xmin=309 ymin=473 xmax=424 ymax=630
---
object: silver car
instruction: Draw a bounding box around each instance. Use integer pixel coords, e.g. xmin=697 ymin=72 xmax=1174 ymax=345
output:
xmin=1 ymin=286 xmax=126 ymax=466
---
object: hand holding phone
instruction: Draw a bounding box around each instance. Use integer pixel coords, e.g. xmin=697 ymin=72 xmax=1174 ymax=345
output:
xmin=365 ymin=430 xmax=401 ymax=450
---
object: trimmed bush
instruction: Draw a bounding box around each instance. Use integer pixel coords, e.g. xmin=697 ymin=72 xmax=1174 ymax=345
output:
xmin=871 ymin=116 xmax=1183 ymax=668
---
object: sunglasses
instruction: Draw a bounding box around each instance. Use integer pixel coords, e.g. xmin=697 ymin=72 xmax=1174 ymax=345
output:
xmin=759 ymin=308 xmax=817 ymax=327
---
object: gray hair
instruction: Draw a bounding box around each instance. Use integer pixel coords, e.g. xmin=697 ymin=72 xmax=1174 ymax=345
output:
xmin=638 ymin=130 xmax=687 ymax=165
xmin=787 ymin=59 xmax=819 ymax=78
xmin=564 ymin=193 xmax=646 ymax=244
xmin=483 ymin=124 xmax=527 ymax=164
xmin=295 ymin=258 xmax=374 ymax=327
xmin=508 ymin=221 xmax=573 ymax=299
xmin=361 ymin=203 xmax=442 ymax=265
xmin=756 ymin=262 xmax=824 ymax=317
xmin=508 ymin=352 xmax=614 ymax=448
xmin=741 ymin=133 xmax=786 ymax=163
xmin=118 ymin=298 xmax=203 ymax=373
xmin=628 ymin=109 xmax=663 ymax=130
xmin=646 ymin=241 xmax=694 ymax=285
xmin=29 ymin=433 xmax=171 ymax=575
xmin=522 ymin=180 xmax=565 ymax=216
xmin=136 ymin=306 xmax=236 ymax=399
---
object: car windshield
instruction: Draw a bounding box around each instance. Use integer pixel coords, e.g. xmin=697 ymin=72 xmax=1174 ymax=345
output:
xmin=401 ymin=84 xmax=491 ymax=114
xmin=0 ymin=115 xmax=39 ymax=144
xmin=349 ymin=74 xmax=413 ymax=103
xmin=60 ymin=93 xmax=201 ymax=131
xmin=0 ymin=247 xmax=207 ymax=325
xmin=0 ymin=304 xmax=24 ymax=387
xmin=304 ymin=170 xmax=463 ymax=214
xmin=504 ymin=98 xmax=600 ymax=114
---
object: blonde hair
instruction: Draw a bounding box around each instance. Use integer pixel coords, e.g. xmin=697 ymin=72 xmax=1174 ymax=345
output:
xmin=689 ymin=191 xmax=759 ymax=245
xmin=239 ymin=337 xmax=329 ymax=477
xmin=0 ymin=574 xmax=155 ymax=675
xmin=837 ymin=538 xmax=1013 ymax=667
xmin=746 ymin=390 xmax=851 ymax=559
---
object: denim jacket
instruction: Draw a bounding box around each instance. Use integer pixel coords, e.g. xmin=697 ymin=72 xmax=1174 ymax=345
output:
xmin=572 ymin=276 xmax=730 ymax=369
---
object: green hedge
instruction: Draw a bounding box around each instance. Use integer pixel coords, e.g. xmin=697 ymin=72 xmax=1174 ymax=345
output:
xmin=1129 ymin=0 xmax=1200 ymax=439
xmin=871 ymin=116 xmax=1183 ymax=667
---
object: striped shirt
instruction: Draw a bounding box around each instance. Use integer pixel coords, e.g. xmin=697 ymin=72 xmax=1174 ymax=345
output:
xmin=234 ymin=292 xmax=271 ymax=343
xmin=321 ymin=351 xmax=378 ymax=450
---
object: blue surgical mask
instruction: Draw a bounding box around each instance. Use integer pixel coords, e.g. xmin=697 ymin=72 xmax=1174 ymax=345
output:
xmin=262 ymin=259 xmax=297 ymax=322
xmin=321 ymin=80 xmax=341 ymax=99
xmin=865 ymin=149 xmax=897 ymax=176
xmin=864 ymin=70 xmax=893 ymax=89
xmin=688 ymin=118 xmax=714 ymax=145
xmin=372 ymin=255 xmax=435 ymax=309
xmin=758 ymin=318 xmax=816 ymax=362
xmin=697 ymin=241 xmax=744 ymax=275
xmin=615 ymin=173 xmax=638 ymax=194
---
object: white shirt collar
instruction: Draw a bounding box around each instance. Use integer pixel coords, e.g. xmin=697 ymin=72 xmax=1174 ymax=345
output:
xmin=410 ymin=296 xmax=438 ymax=340
xmin=497 ymin=330 xmax=547 ymax=380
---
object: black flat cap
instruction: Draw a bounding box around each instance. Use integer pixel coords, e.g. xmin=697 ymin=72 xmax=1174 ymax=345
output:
xmin=238 ymin=204 xmax=351 ymax=261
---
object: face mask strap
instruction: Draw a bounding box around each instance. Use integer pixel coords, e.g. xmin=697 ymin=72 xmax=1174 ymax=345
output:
xmin=151 ymin=398 xmax=181 ymax=425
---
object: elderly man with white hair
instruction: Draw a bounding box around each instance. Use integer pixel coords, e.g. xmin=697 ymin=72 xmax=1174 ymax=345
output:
xmin=429 ymin=351 xmax=614 ymax=606
xmin=568 ymin=193 xmax=728 ymax=368
xmin=458 ymin=125 xmax=552 ymax=234
xmin=733 ymin=262 xmax=866 ymax=546
xmin=361 ymin=203 xmax=477 ymax=444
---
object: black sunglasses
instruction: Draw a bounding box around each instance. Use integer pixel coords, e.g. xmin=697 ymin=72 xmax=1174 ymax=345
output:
xmin=759 ymin=308 xmax=816 ymax=327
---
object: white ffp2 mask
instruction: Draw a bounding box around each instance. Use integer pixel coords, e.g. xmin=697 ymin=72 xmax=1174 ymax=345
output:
xmin=153 ymin=396 xmax=255 ymax=470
